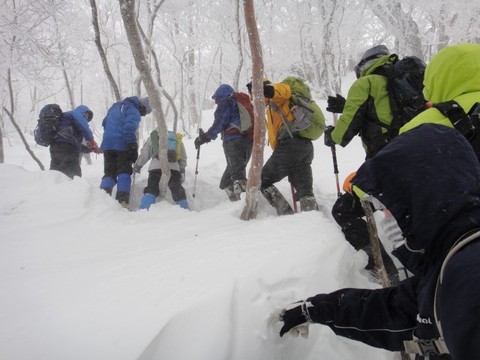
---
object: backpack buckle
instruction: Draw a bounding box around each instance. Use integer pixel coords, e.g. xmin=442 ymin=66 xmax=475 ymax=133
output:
xmin=403 ymin=338 xmax=449 ymax=356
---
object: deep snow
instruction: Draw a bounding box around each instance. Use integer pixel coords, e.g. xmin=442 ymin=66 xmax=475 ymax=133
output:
xmin=0 ymin=106 xmax=399 ymax=360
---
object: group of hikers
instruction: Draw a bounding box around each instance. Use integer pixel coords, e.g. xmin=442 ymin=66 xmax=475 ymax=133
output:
xmin=43 ymin=41 xmax=480 ymax=359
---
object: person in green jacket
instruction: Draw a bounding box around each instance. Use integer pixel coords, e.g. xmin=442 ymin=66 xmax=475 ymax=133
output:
xmin=324 ymin=45 xmax=399 ymax=283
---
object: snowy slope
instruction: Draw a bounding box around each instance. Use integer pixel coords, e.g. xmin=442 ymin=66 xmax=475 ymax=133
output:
xmin=0 ymin=113 xmax=398 ymax=360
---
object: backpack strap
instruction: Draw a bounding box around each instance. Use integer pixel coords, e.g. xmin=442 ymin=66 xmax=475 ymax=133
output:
xmin=432 ymin=100 xmax=477 ymax=140
xmin=269 ymin=101 xmax=294 ymax=139
xmin=432 ymin=100 xmax=467 ymax=124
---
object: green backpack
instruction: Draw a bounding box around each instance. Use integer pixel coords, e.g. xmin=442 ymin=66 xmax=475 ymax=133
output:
xmin=281 ymin=76 xmax=326 ymax=140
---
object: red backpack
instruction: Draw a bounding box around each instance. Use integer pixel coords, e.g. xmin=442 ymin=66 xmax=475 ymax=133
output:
xmin=234 ymin=92 xmax=254 ymax=140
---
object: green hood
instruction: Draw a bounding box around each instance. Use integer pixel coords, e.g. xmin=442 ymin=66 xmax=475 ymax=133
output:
xmin=423 ymin=43 xmax=480 ymax=103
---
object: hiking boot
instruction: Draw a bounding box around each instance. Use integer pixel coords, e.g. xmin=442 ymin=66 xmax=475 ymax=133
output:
xmin=225 ymin=185 xmax=240 ymax=202
xmin=362 ymin=243 xmax=399 ymax=286
xmin=233 ymin=179 xmax=246 ymax=200
xmin=299 ymin=196 xmax=318 ymax=212
xmin=261 ymin=185 xmax=294 ymax=216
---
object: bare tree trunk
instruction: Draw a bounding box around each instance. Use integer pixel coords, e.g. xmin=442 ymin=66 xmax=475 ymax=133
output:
xmin=186 ymin=1 xmax=200 ymax=128
xmin=5 ymin=69 xmax=45 ymax=170
xmin=89 ymin=0 xmax=122 ymax=102
xmin=232 ymin=0 xmax=244 ymax=91
xmin=136 ymin=18 xmax=179 ymax=132
xmin=241 ymin=0 xmax=266 ymax=221
xmin=118 ymin=0 xmax=169 ymax=179
xmin=0 ymin=123 xmax=4 ymax=163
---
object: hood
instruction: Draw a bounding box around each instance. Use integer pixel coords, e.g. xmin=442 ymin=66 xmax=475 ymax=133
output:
xmin=212 ymin=84 xmax=234 ymax=102
xmin=75 ymin=105 xmax=90 ymax=114
xmin=423 ymin=43 xmax=480 ymax=103
xmin=353 ymin=123 xmax=480 ymax=258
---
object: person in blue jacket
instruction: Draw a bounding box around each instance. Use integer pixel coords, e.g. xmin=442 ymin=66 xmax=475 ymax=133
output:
xmin=274 ymin=43 xmax=480 ymax=360
xmin=194 ymin=84 xmax=253 ymax=201
xmin=50 ymin=105 xmax=99 ymax=178
xmin=100 ymin=96 xmax=152 ymax=205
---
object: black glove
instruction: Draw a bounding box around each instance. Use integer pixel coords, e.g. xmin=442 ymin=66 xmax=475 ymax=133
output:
xmin=279 ymin=301 xmax=310 ymax=337
xmin=263 ymin=81 xmax=275 ymax=98
xmin=326 ymin=94 xmax=346 ymax=113
xmin=127 ymin=142 xmax=138 ymax=163
xmin=246 ymin=81 xmax=252 ymax=94
xmin=194 ymin=129 xmax=210 ymax=150
xmin=324 ymin=125 xmax=336 ymax=147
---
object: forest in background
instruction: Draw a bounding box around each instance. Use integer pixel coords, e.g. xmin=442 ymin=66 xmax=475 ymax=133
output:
xmin=1 ymin=0 xmax=479 ymax=150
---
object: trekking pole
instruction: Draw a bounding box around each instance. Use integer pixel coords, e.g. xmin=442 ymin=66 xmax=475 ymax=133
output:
xmin=330 ymin=145 xmax=342 ymax=198
xmin=128 ymin=164 xmax=137 ymax=212
xmin=330 ymin=114 xmax=342 ymax=198
xmin=290 ymin=183 xmax=298 ymax=213
xmin=192 ymin=145 xmax=201 ymax=201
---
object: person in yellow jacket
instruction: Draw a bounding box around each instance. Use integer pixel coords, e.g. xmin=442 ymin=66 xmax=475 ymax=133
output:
xmin=248 ymin=80 xmax=318 ymax=215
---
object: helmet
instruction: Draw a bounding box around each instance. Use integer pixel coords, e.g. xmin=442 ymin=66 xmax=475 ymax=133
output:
xmin=354 ymin=45 xmax=390 ymax=78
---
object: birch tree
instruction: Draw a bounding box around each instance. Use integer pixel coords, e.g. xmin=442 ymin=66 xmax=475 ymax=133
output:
xmin=241 ymin=0 xmax=266 ymax=220
xmin=118 ymin=0 xmax=169 ymax=178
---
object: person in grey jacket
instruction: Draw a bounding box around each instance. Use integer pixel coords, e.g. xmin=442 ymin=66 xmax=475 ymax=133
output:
xmin=134 ymin=130 xmax=188 ymax=210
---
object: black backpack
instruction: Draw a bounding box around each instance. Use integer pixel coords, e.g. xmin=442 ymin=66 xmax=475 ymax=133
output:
xmin=375 ymin=55 xmax=427 ymax=140
xmin=34 ymin=104 xmax=63 ymax=146
xmin=433 ymin=101 xmax=480 ymax=161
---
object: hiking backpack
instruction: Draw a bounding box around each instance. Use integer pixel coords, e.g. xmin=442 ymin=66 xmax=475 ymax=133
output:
xmin=376 ymin=55 xmax=427 ymax=139
xmin=234 ymin=92 xmax=254 ymax=140
xmin=281 ymin=77 xmax=325 ymax=140
xmin=34 ymin=104 xmax=63 ymax=147
xmin=432 ymin=101 xmax=480 ymax=161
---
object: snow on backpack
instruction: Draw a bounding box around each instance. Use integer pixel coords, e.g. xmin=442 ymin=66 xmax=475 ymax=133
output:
xmin=233 ymin=92 xmax=254 ymax=140
xmin=432 ymin=101 xmax=480 ymax=161
xmin=375 ymin=55 xmax=427 ymax=139
xmin=281 ymin=77 xmax=326 ymax=140
xmin=34 ymin=104 xmax=63 ymax=147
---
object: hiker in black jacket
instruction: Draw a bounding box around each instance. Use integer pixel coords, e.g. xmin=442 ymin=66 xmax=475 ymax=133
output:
xmin=273 ymin=43 xmax=480 ymax=360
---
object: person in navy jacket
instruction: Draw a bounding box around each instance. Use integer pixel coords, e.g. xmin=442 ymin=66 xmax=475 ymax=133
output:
xmin=194 ymin=84 xmax=253 ymax=201
xmin=274 ymin=43 xmax=480 ymax=360
xmin=100 ymin=96 xmax=152 ymax=205
xmin=50 ymin=105 xmax=99 ymax=178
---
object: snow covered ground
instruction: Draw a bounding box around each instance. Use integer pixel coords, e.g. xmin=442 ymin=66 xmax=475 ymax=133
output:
xmin=0 ymin=107 xmax=399 ymax=360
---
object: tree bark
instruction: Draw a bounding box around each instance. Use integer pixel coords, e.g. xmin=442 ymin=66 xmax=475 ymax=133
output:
xmin=241 ymin=0 xmax=266 ymax=221
xmin=89 ymin=0 xmax=122 ymax=102
xmin=118 ymin=0 xmax=169 ymax=179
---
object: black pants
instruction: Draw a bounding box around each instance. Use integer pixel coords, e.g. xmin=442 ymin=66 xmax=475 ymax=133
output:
xmin=261 ymin=136 xmax=314 ymax=199
xmin=144 ymin=169 xmax=186 ymax=202
xmin=332 ymin=192 xmax=397 ymax=275
xmin=219 ymin=137 xmax=252 ymax=190
xmin=101 ymin=150 xmax=133 ymax=203
xmin=50 ymin=142 xmax=81 ymax=178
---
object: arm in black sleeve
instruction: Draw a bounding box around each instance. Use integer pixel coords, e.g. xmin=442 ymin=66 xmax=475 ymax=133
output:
xmin=307 ymin=276 xmax=419 ymax=352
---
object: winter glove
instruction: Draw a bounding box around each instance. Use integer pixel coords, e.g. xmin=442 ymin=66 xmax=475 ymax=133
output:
xmin=246 ymin=81 xmax=252 ymax=94
xmin=342 ymin=172 xmax=357 ymax=194
xmin=323 ymin=125 xmax=336 ymax=147
xmin=134 ymin=164 xmax=142 ymax=174
xmin=326 ymin=94 xmax=346 ymax=113
xmin=194 ymin=129 xmax=210 ymax=150
xmin=180 ymin=171 xmax=186 ymax=184
xmin=272 ymin=301 xmax=314 ymax=338
xmin=127 ymin=142 xmax=138 ymax=163
xmin=263 ymin=81 xmax=275 ymax=98
xmin=87 ymin=139 xmax=100 ymax=154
